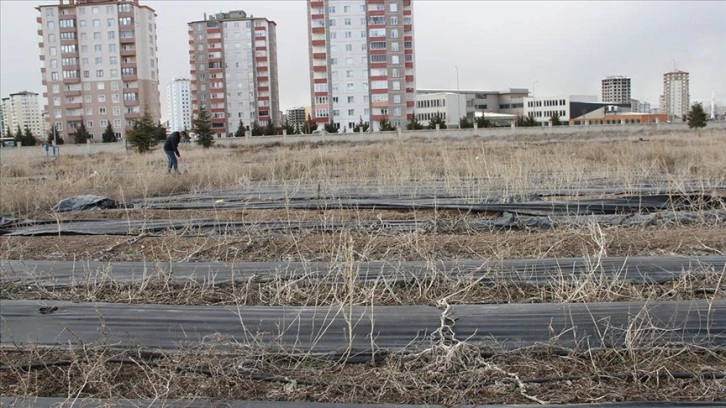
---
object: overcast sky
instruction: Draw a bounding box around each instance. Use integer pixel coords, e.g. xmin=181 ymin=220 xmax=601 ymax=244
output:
xmin=1 ymin=0 xmax=724 ymax=121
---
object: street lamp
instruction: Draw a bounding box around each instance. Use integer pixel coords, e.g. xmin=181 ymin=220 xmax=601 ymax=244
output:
xmin=455 ymin=65 xmax=462 ymax=128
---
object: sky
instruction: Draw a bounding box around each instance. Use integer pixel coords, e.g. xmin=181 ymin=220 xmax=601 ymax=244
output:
xmin=1 ymin=0 xmax=725 ymax=122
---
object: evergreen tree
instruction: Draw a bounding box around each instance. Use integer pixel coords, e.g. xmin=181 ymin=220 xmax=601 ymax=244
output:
xmin=13 ymin=125 xmax=22 ymax=144
xmin=47 ymin=126 xmax=65 ymax=145
xmin=73 ymin=122 xmax=91 ymax=144
xmin=406 ymin=116 xmax=424 ymax=130
xmin=193 ymin=106 xmax=215 ymax=148
xmin=516 ymin=114 xmax=539 ymax=127
xmin=687 ymin=102 xmax=707 ymax=129
xmin=428 ymin=112 xmax=447 ymax=129
xmin=234 ymin=120 xmax=246 ymax=137
xmin=378 ymin=118 xmax=397 ymax=131
xmin=125 ymin=107 xmax=158 ymax=153
xmin=459 ymin=117 xmax=474 ymax=129
xmin=324 ymin=121 xmax=338 ymax=133
xmin=153 ymin=122 xmax=168 ymax=142
xmin=250 ymin=121 xmax=263 ymax=136
xmin=550 ymin=113 xmax=561 ymax=126
xmin=101 ymin=123 xmax=116 ymax=143
xmin=5 ymin=126 xmax=12 ymax=138
xmin=282 ymin=119 xmax=296 ymax=135
xmin=301 ymin=114 xmax=317 ymax=134
xmin=264 ymin=120 xmax=276 ymax=136
xmin=22 ymin=126 xmax=37 ymax=146
xmin=475 ymin=115 xmax=492 ymax=128
xmin=354 ymin=116 xmax=370 ymax=132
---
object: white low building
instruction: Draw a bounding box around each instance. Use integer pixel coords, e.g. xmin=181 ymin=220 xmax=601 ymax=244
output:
xmin=415 ymin=92 xmax=467 ymax=128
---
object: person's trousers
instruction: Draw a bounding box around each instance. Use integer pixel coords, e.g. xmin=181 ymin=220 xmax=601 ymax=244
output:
xmin=165 ymin=149 xmax=178 ymax=172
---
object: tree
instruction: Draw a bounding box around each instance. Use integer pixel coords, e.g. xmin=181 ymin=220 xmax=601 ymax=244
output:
xmin=250 ymin=121 xmax=263 ymax=136
xmin=550 ymin=113 xmax=561 ymax=126
xmin=13 ymin=125 xmax=22 ymax=144
xmin=125 ymin=107 xmax=158 ymax=153
xmin=355 ymin=116 xmax=370 ymax=132
xmin=153 ymin=122 xmax=168 ymax=142
xmin=234 ymin=120 xmax=246 ymax=137
xmin=459 ymin=117 xmax=474 ymax=129
xmin=378 ymin=118 xmax=397 ymax=131
xmin=687 ymin=102 xmax=707 ymax=129
xmin=264 ymin=120 xmax=276 ymax=136
xmin=406 ymin=116 xmax=424 ymax=130
xmin=101 ymin=123 xmax=116 ymax=143
xmin=324 ymin=121 xmax=338 ymax=133
xmin=428 ymin=112 xmax=447 ymax=129
xmin=21 ymin=126 xmax=37 ymax=146
xmin=193 ymin=106 xmax=215 ymax=148
xmin=46 ymin=125 xmax=64 ymax=144
xmin=475 ymin=115 xmax=492 ymax=128
xmin=73 ymin=122 xmax=91 ymax=144
xmin=281 ymin=119 xmax=296 ymax=135
xmin=516 ymin=114 xmax=539 ymax=127
xmin=301 ymin=114 xmax=317 ymax=134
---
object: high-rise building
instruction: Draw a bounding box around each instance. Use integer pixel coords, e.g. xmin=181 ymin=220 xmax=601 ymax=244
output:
xmin=36 ymin=0 xmax=161 ymax=141
xmin=188 ymin=10 xmax=280 ymax=137
xmin=1 ymin=91 xmax=44 ymax=137
xmin=662 ymin=70 xmax=689 ymax=121
xmin=601 ymin=76 xmax=631 ymax=104
xmin=166 ymin=78 xmax=192 ymax=132
xmin=307 ymin=0 xmax=415 ymax=132
xmin=286 ymin=106 xmax=307 ymax=128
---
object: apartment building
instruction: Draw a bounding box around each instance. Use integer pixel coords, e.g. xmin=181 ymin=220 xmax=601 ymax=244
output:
xmin=166 ymin=78 xmax=192 ymax=132
xmin=188 ymin=10 xmax=280 ymax=137
xmin=307 ymin=0 xmax=415 ymax=132
xmin=36 ymin=0 xmax=161 ymax=141
xmin=601 ymin=76 xmax=631 ymax=104
xmin=661 ymin=70 xmax=689 ymax=121
xmin=1 ymin=91 xmax=44 ymax=137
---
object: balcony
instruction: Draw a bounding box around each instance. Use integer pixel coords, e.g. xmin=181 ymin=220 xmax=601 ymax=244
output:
xmin=65 ymin=102 xmax=82 ymax=109
xmin=120 ymin=49 xmax=136 ymax=57
xmin=63 ymin=77 xmax=80 ymax=84
xmin=65 ymin=90 xmax=81 ymax=97
xmin=124 ymin=99 xmax=140 ymax=106
xmin=313 ymin=52 xmax=326 ymax=60
xmin=310 ymin=1 xmax=324 ymax=7
xmin=121 ymin=62 xmax=136 ymax=69
xmin=125 ymin=112 xmax=141 ymax=120
xmin=119 ymin=36 xmax=135 ymax=44
xmin=311 ymin=27 xmax=325 ymax=34
xmin=311 ymin=39 xmax=325 ymax=47
xmin=65 ymin=115 xmax=82 ymax=121
xmin=121 ymin=74 xmax=138 ymax=81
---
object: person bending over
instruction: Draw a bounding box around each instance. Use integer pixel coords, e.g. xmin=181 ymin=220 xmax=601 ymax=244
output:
xmin=164 ymin=131 xmax=182 ymax=173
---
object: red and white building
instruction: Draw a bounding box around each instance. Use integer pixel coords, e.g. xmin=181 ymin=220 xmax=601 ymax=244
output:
xmin=36 ymin=0 xmax=161 ymax=141
xmin=188 ymin=10 xmax=280 ymax=137
xmin=307 ymin=0 xmax=415 ymax=132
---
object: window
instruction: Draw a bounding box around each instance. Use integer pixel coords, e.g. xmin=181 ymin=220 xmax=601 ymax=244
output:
xmin=94 ymin=32 xmax=101 ymax=40
xmin=111 ymin=81 xmax=119 ymax=91
xmin=348 ymin=109 xmax=355 ymax=115
xmin=391 ymin=55 xmax=400 ymax=64
xmin=49 ymin=46 xmax=57 ymax=56
xmin=345 ymin=44 xmax=352 ymax=51
xmin=107 ymin=31 xmax=116 ymax=40
xmin=110 ymin=69 xmax=118 ymax=78
xmin=107 ymin=18 xmax=114 ymax=28
xmin=94 ymin=44 xmax=102 ymax=52
xmin=93 ymin=19 xmax=100 ymax=28
xmin=84 ymin=95 xmax=91 ymax=103
xmin=50 ymin=59 xmax=58 ymax=68
xmin=393 ymin=95 xmax=401 ymax=104
xmin=390 ymin=29 xmax=399 ymax=39
xmin=369 ymin=28 xmax=386 ymax=37
xmin=370 ymin=54 xmax=386 ymax=63
xmin=391 ymin=16 xmax=398 ymax=25
xmin=97 ymin=82 xmax=105 ymax=90
xmin=114 ymin=119 xmax=121 ymax=128
xmin=45 ymin=8 xmax=54 ymax=17
xmin=390 ymin=3 xmax=398 ymax=12
xmin=80 ymin=32 xmax=87 ymax=40
xmin=391 ymin=42 xmax=399 ymax=51
xmin=47 ymin=34 xmax=56 ymax=43
xmin=347 ymin=96 xmax=354 ymax=103
xmin=87 ymin=120 xmax=93 ymax=128
xmin=92 ymin=6 xmax=99 ymax=14
xmin=344 ymin=18 xmax=351 ymax=26
xmin=99 ymin=107 xmax=107 ymax=115
xmin=100 ymin=120 xmax=108 ymax=127
xmin=345 ymin=31 xmax=352 ymax=38
xmin=113 ymin=107 xmax=121 ymax=116
xmin=392 ymin=81 xmax=401 ymax=91
xmin=98 ymin=94 xmax=106 ymax=102
xmin=79 ymin=20 xmax=87 ymax=27
xmin=59 ymin=19 xmax=75 ymax=28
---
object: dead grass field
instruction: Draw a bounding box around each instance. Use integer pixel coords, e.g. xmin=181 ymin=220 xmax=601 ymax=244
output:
xmin=1 ymin=128 xmax=725 ymax=405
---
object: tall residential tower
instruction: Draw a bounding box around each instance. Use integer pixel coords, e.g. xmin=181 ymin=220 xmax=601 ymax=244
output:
xmin=188 ymin=10 xmax=280 ymax=137
xmin=166 ymin=78 xmax=192 ymax=132
xmin=662 ymin=70 xmax=689 ymax=121
xmin=36 ymin=0 xmax=161 ymax=141
xmin=307 ymin=0 xmax=415 ymax=131
xmin=1 ymin=91 xmax=43 ymax=137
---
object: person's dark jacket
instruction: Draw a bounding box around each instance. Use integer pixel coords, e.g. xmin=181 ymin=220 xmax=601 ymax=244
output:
xmin=164 ymin=132 xmax=181 ymax=157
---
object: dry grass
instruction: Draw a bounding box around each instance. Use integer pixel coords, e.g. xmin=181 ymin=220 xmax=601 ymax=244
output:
xmin=2 ymin=128 xmax=726 ymax=404
xmin=2 ymin=129 xmax=725 ymax=217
